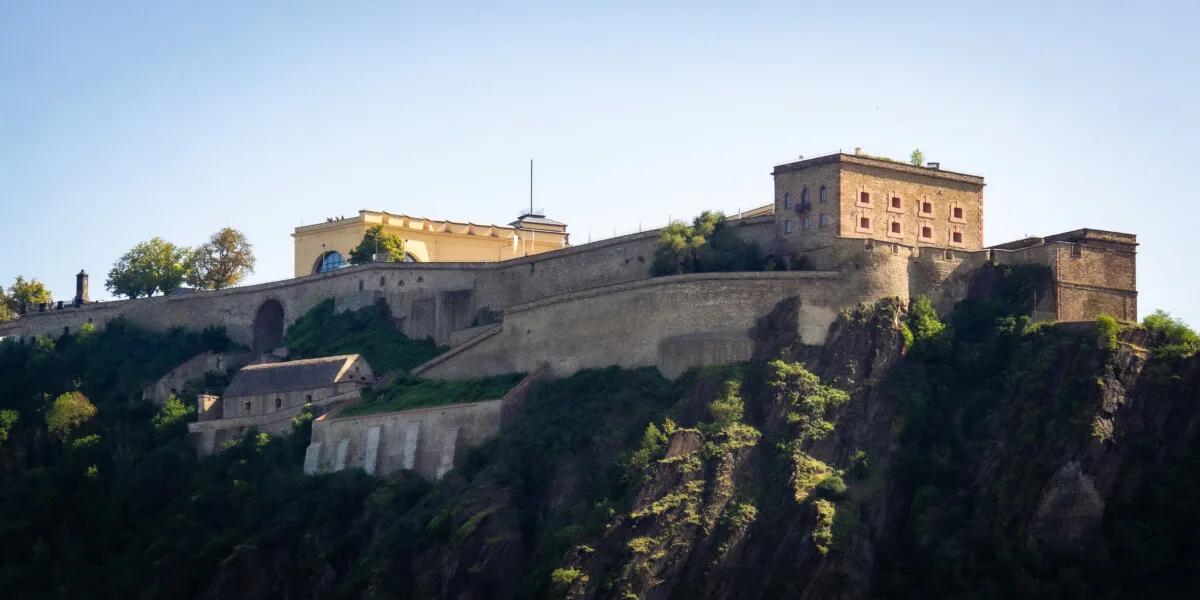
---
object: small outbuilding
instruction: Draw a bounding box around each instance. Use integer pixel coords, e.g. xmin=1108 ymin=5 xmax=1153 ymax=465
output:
xmin=188 ymin=354 xmax=375 ymax=455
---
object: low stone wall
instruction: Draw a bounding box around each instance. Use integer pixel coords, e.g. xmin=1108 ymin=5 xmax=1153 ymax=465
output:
xmin=187 ymin=389 xmax=360 ymax=455
xmin=415 ymin=271 xmax=848 ymax=380
xmin=305 ymin=367 xmax=547 ymax=480
xmin=142 ymin=351 xmax=252 ymax=405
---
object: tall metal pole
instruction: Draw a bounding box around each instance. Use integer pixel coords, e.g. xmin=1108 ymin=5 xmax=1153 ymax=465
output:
xmin=529 ymin=159 xmax=534 ymax=216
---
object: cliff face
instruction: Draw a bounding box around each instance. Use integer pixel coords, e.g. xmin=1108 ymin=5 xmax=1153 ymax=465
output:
xmin=336 ymin=292 xmax=1200 ymax=599
xmin=2 ymin=289 xmax=1197 ymax=599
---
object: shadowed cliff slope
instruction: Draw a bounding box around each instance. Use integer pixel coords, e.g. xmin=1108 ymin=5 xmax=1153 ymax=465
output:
xmin=0 ymin=279 xmax=1198 ymax=599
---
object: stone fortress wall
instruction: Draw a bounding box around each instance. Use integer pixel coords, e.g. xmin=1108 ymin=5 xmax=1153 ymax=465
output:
xmin=0 ymin=152 xmax=1138 ymax=382
xmin=0 ymin=217 xmax=1135 ymax=381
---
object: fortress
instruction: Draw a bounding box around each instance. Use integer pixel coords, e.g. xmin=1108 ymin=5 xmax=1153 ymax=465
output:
xmin=0 ymin=151 xmax=1137 ymax=383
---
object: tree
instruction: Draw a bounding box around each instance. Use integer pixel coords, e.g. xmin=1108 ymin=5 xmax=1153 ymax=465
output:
xmin=106 ymin=237 xmax=189 ymax=298
xmin=910 ymin=148 xmax=925 ymax=166
xmin=0 ymin=289 xmax=16 ymax=323
xmin=185 ymin=227 xmax=256 ymax=290
xmin=45 ymin=391 xmax=96 ymax=441
xmin=8 ymin=276 xmax=52 ymax=313
xmin=349 ymin=225 xmax=406 ymax=264
xmin=651 ymin=211 xmax=762 ymax=276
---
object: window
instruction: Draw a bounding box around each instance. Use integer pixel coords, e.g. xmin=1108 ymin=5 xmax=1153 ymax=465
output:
xmin=802 ymin=216 xmax=812 ymax=230
xmin=819 ymin=213 xmax=831 ymax=228
xmin=921 ymin=225 xmax=933 ymax=240
xmin=859 ymin=191 xmax=871 ymax=205
xmin=358 ymin=280 xmax=364 ymax=291
xmin=860 ymin=216 xmax=870 ymax=229
xmin=783 ymin=193 xmax=792 ymax=209
xmin=891 ymin=221 xmax=901 ymax=234
xmin=953 ymin=206 xmax=964 ymax=220
xmin=921 ymin=200 xmax=933 ymax=215
xmin=306 ymin=394 xmax=313 ymax=403
xmin=243 ymin=401 xmax=252 ymax=413
xmin=315 ymin=251 xmax=345 ymax=274
xmin=891 ymin=196 xmax=901 ymax=209
xmin=784 ymin=220 xmax=792 ymax=234
xmin=1071 ymin=244 xmax=1083 ymax=258
xmin=380 ymin=276 xmax=386 ymax=287
xmin=275 ymin=398 xmax=282 ymax=410
xmin=819 ymin=186 xmax=828 ymax=203
xmin=801 ymin=188 xmax=810 ymax=206
xmin=944 ymin=249 xmax=954 ymax=261
xmin=952 ymin=231 xmax=963 ymax=244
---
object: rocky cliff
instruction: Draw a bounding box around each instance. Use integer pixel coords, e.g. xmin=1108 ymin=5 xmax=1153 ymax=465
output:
xmin=1 ymin=278 xmax=1197 ymax=599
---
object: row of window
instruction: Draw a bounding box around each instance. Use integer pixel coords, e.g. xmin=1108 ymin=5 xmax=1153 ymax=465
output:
xmin=783 ymin=213 xmax=833 ymax=234
xmin=783 ymin=186 xmax=829 ymax=209
xmin=858 ymin=191 xmax=966 ymax=221
xmin=783 ymin=213 xmax=964 ymax=245
xmin=855 ymin=215 xmax=964 ymax=245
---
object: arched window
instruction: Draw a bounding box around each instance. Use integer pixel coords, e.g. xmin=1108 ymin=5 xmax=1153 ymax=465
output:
xmin=313 ymin=251 xmax=345 ymax=274
xmin=784 ymin=192 xmax=792 ymax=209
xmin=801 ymin=188 xmax=809 ymax=205
xmin=819 ymin=186 xmax=827 ymax=203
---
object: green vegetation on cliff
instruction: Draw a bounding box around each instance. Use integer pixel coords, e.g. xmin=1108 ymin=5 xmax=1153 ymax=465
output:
xmin=338 ymin=372 xmax=525 ymax=417
xmin=284 ymin=298 xmax=444 ymax=371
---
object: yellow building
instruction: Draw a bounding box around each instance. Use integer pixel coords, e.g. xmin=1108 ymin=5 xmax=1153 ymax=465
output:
xmin=292 ymin=210 xmax=569 ymax=276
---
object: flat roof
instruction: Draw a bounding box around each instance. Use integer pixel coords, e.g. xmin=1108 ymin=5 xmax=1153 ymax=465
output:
xmin=772 ymin=153 xmax=985 ymax=186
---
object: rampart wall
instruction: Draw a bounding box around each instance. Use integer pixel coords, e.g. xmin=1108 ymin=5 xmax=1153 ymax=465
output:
xmin=414 ymin=271 xmax=849 ymax=379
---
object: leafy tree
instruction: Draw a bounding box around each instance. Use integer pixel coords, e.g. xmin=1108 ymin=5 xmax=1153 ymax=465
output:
xmin=0 ymin=289 xmax=16 ymax=323
xmin=349 ymin=225 xmax=406 ymax=264
xmin=185 ymin=227 xmax=256 ymax=290
xmin=7 ymin=276 xmax=52 ymax=313
xmin=152 ymin=394 xmax=191 ymax=432
xmin=45 ymin=391 xmax=96 ymax=440
xmin=1142 ymin=310 xmax=1199 ymax=359
xmin=650 ymin=211 xmax=762 ymax=276
xmin=910 ymin=148 xmax=924 ymax=166
xmin=106 ymin=237 xmax=189 ymax=298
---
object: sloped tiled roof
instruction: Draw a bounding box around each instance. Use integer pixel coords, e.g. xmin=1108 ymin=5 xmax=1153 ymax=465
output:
xmin=225 ymin=354 xmax=363 ymax=397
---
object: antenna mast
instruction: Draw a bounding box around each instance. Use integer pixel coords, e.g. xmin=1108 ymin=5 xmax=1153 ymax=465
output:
xmin=529 ymin=159 xmax=534 ymax=215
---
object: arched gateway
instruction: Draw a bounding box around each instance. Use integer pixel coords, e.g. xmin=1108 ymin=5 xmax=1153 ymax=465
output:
xmin=252 ymin=299 xmax=284 ymax=354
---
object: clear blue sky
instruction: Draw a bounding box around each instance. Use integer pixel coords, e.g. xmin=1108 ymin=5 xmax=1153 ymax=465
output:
xmin=2 ymin=1 xmax=1196 ymax=324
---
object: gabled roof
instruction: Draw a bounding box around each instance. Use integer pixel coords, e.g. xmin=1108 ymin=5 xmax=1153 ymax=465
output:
xmin=225 ymin=354 xmax=365 ymax=397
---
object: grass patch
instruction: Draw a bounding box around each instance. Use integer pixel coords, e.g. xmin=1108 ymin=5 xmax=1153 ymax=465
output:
xmin=339 ymin=372 xmax=525 ymax=417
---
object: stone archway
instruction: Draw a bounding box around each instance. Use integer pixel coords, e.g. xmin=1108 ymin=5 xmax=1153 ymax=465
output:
xmin=253 ymin=299 xmax=284 ymax=354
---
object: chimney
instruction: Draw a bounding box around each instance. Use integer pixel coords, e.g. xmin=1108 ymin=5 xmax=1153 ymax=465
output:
xmin=197 ymin=394 xmax=223 ymax=421
xmin=74 ymin=270 xmax=89 ymax=306
xmin=926 ymin=162 xmax=940 ymax=170
xmin=854 ymin=147 xmax=862 ymax=156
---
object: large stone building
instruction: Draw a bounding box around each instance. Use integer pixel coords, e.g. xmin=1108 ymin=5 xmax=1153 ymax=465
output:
xmin=187 ymin=354 xmax=375 ymax=454
xmin=292 ymin=209 xmax=569 ymax=277
xmin=772 ymin=151 xmax=985 ymax=256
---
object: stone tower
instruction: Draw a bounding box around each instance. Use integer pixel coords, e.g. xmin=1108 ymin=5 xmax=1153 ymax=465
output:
xmin=74 ymin=270 xmax=89 ymax=306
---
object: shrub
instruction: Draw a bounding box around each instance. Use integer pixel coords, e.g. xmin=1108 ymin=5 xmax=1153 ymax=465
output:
xmin=1142 ymin=310 xmax=1199 ymax=359
xmin=152 ymin=394 xmax=192 ymax=432
xmin=815 ymin=473 xmax=848 ymax=500
xmin=812 ymin=499 xmax=837 ymax=555
xmin=1096 ymin=314 xmax=1120 ymax=352
xmin=907 ymin=295 xmax=945 ymax=343
xmin=0 ymin=409 xmax=17 ymax=444
xmin=45 ymin=391 xmax=96 ymax=440
xmin=550 ymin=567 xmax=586 ymax=593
